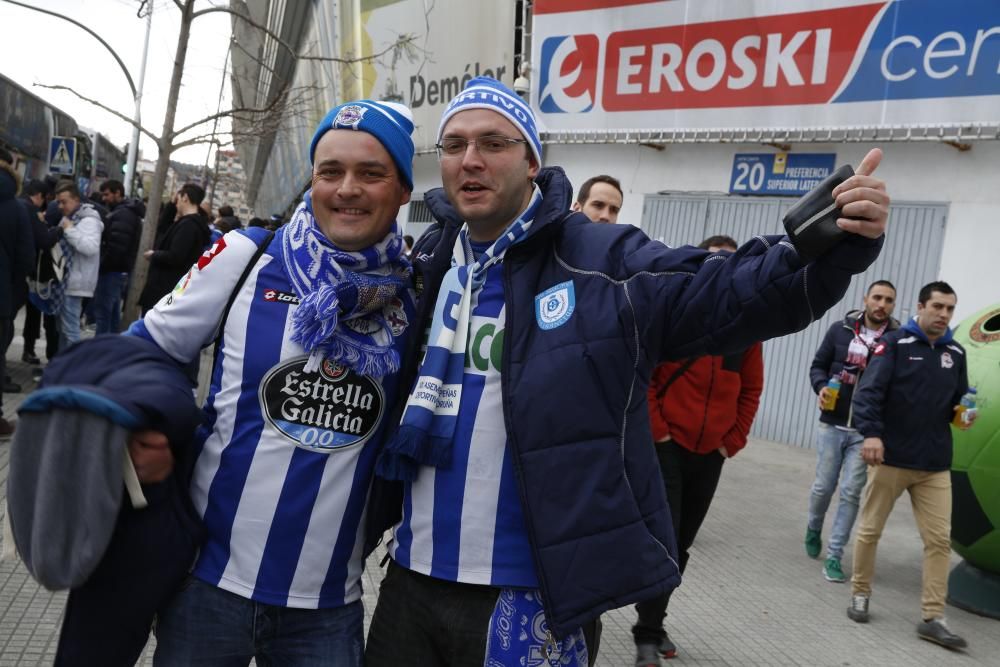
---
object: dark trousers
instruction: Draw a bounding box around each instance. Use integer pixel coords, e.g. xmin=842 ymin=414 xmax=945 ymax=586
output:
xmin=367 ymin=561 xmax=599 ymax=666
xmin=633 ymin=440 xmax=726 ymax=645
xmin=23 ymin=302 xmax=59 ymax=361
xmin=366 ymin=561 xmax=500 ymax=667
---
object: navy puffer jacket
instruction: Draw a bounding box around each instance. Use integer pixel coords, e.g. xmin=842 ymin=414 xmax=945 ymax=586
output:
xmin=370 ymin=167 xmax=882 ymax=638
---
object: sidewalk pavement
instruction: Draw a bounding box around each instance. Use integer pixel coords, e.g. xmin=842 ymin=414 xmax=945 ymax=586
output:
xmin=2 ymin=332 xmax=998 ymax=665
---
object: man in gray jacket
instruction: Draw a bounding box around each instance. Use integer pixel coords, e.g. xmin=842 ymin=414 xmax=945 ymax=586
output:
xmin=53 ymin=182 xmax=102 ymax=351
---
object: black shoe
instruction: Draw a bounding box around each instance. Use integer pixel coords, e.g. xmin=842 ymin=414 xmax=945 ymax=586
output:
xmin=847 ymin=594 xmax=870 ymax=623
xmin=917 ymin=618 xmax=967 ymax=650
xmin=3 ymin=381 xmax=21 ymax=393
xmin=635 ymin=643 xmax=662 ymax=667
xmin=21 ymin=351 xmax=41 ymax=364
xmin=660 ymin=634 xmax=677 ymax=659
xmin=0 ymin=417 xmax=14 ymax=439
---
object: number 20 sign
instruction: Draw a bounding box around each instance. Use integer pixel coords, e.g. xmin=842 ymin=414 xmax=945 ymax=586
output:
xmin=729 ymin=153 xmax=836 ymax=197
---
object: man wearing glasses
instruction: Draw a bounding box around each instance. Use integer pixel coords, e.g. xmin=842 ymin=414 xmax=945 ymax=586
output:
xmin=365 ymin=76 xmax=891 ymax=667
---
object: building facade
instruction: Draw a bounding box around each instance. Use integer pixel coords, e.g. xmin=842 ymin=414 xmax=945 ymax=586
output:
xmin=232 ymin=0 xmax=1000 ymax=448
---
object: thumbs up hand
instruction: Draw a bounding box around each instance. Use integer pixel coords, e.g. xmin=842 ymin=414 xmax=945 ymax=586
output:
xmin=831 ymin=148 xmax=890 ymax=240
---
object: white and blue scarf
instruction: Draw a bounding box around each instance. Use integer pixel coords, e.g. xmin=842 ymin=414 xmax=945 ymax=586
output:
xmin=484 ymin=589 xmax=588 ymax=667
xmin=377 ymin=186 xmax=543 ymax=480
xmin=282 ymin=191 xmax=412 ymax=377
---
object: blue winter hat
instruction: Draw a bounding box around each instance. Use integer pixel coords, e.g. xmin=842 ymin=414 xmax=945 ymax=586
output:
xmin=437 ymin=76 xmax=542 ymax=166
xmin=309 ymin=100 xmax=415 ymax=190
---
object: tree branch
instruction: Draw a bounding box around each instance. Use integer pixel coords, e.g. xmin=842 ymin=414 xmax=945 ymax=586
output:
xmin=170 ymin=133 xmax=228 ymax=152
xmin=171 ymin=82 xmax=320 ymax=140
xmin=192 ymin=4 xmax=416 ymax=65
xmin=298 ymin=35 xmax=418 ymax=63
xmin=33 ymin=84 xmax=160 ymax=144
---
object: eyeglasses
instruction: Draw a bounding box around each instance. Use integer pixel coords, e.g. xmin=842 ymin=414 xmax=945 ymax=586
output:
xmin=435 ymin=135 xmax=528 ymax=158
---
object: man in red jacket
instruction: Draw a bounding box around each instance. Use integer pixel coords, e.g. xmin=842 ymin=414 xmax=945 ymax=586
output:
xmin=633 ymin=235 xmax=765 ymax=666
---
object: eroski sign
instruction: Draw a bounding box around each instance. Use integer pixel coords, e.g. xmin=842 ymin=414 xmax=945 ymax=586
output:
xmin=532 ymin=0 xmax=1000 ymax=131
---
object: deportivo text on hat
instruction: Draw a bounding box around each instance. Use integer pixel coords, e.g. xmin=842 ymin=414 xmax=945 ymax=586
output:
xmin=309 ymin=100 xmax=416 ymax=190
xmin=437 ymin=76 xmax=543 ymax=166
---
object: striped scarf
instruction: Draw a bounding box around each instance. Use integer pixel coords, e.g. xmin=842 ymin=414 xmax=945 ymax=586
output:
xmin=282 ymin=191 xmax=412 ymax=377
xmin=840 ymin=318 xmax=887 ymax=385
xmin=377 ymin=185 xmax=543 ymax=480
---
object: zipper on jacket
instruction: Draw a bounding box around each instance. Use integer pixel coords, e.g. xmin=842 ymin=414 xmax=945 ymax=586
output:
xmin=693 ymin=359 xmax=716 ymax=450
xmin=620 ymin=281 xmax=675 ymax=564
xmin=498 ymin=252 xmax=556 ymax=634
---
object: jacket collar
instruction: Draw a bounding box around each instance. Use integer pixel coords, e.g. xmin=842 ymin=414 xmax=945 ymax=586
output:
xmin=844 ymin=309 xmax=900 ymax=332
xmin=902 ymin=316 xmax=953 ymax=346
xmin=423 ymin=166 xmax=575 ymax=241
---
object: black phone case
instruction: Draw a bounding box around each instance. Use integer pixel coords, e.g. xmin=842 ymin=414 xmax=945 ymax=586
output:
xmin=782 ymin=164 xmax=855 ymax=263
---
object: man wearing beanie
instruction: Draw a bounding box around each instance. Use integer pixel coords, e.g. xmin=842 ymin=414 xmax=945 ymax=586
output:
xmin=120 ymin=99 xmax=417 ymax=665
xmin=365 ymin=77 xmax=891 ymax=667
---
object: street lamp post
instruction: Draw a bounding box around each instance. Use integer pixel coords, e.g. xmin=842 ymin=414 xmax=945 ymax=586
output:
xmin=1 ymin=0 xmax=151 ymax=194
xmin=125 ymin=4 xmax=153 ymax=197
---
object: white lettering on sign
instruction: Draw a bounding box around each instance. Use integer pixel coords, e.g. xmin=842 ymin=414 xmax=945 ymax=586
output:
xmin=881 ymin=27 xmax=1000 ymax=82
xmin=617 ymin=29 xmax=832 ymax=96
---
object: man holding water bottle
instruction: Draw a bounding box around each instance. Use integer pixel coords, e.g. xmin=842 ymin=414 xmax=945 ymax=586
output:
xmin=804 ymin=280 xmax=898 ymax=582
xmin=847 ymin=281 xmax=976 ymax=650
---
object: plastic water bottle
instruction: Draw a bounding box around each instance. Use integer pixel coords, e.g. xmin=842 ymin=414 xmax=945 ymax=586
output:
xmin=953 ymin=388 xmax=978 ymax=427
xmin=823 ymin=377 xmax=841 ymax=411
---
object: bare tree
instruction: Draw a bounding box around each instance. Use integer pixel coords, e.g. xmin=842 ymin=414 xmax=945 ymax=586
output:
xmin=17 ymin=0 xmax=416 ymax=326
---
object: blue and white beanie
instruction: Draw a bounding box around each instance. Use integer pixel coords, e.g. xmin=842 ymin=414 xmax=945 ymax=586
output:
xmin=437 ymin=76 xmax=542 ymax=166
xmin=309 ymin=100 xmax=416 ymax=190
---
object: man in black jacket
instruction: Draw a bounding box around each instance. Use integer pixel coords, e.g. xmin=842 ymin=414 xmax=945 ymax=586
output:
xmin=804 ymin=280 xmax=897 ymax=583
xmin=0 ymin=148 xmax=34 ymax=436
xmin=20 ymin=179 xmax=60 ymax=367
xmin=847 ymin=281 xmax=973 ymax=650
xmin=137 ymin=183 xmax=210 ymax=313
xmin=96 ymin=179 xmax=144 ymax=333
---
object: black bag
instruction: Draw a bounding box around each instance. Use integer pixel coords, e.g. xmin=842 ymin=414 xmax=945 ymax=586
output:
xmin=782 ymin=164 xmax=855 ymax=264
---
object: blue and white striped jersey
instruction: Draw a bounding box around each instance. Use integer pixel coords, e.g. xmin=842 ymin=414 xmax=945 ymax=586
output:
xmin=389 ymin=254 xmax=537 ymax=588
xmin=130 ymin=228 xmax=413 ymax=608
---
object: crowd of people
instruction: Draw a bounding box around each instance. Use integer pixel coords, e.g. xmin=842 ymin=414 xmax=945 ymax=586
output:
xmin=0 ymin=75 xmax=977 ymax=667
xmin=0 ymin=165 xmax=280 ymax=427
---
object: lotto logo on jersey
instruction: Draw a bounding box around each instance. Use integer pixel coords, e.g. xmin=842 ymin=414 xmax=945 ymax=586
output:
xmin=539 ymin=34 xmax=599 ymax=113
xmin=197 ymin=237 xmax=227 ymax=270
xmin=262 ymin=288 xmax=301 ymax=305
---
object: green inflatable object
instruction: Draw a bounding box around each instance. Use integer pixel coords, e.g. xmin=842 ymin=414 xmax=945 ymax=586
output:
xmin=949 ymin=303 xmax=1000 ymax=618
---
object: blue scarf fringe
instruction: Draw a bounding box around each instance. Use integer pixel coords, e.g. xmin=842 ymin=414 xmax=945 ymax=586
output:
xmin=281 ymin=193 xmax=411 ymax=378
xmin=376 ymin=426 xmax=453 ymax=481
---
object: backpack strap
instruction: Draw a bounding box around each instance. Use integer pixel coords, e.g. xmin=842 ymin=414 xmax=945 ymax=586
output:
xmin=211 ymin=230 xmax=275 ymax=360
xmin=654 ymin=357 xmax=697 ymax=401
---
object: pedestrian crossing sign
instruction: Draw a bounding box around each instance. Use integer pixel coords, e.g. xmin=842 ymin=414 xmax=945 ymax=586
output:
xmin=49 ymin=137 xmax=76 ymax=175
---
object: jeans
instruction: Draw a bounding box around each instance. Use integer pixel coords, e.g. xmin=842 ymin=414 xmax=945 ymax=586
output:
xmin=92 ymin=272 xmax=128 ymax=334
xmin=633 ymin=440 xmax=725 ymax=645
xmin=153 ymin=577 xmax=363 ymax=667
xmin=851 ymin=466 xmax=952 ymax=619
xmin=807 ymin=423 xmax=867 ymax=560
xmin=58 ymin=295 xmax=83 ymax=352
